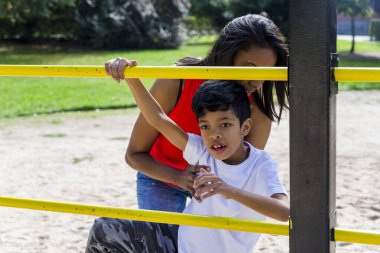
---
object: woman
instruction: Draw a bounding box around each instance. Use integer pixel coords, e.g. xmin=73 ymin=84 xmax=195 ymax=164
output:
xmin=105 ymin=13 xmax=288 ymax=213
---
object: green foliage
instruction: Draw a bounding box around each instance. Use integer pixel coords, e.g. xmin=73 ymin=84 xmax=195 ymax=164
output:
xmin=225 ymin=0 xmax=288 ymax=35
xmin=184 ymin=16 xmax=214 ymax=36
xmin=188 ymin=0 xmax=229 ymax=31
xmin=74 ymin=0 xmax=187 ymax=49
xmin=337 ymin=0 xmax=373 ymax=17
xmin=189 ymin=0 xmax=288 ymax=36
xmin=0 ymin=0 xmax=76 ymax=40
xmin=0 ymin=0 xmax=189 ymax=49
xmin=370 ymin=19 xmax=380 ymax=41
xmin=337 ymin=0 xmax=373 ymax=53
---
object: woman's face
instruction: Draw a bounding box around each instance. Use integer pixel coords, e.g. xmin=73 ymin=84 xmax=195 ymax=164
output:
xmin=233 ymin=45 xmax=277 ymax=95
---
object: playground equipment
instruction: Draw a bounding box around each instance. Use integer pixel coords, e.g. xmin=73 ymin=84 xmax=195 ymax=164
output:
xmin=0 ymin=65 xmax=380 ymax=82
xmin=0 ymin=196 xmax=379 ymax=246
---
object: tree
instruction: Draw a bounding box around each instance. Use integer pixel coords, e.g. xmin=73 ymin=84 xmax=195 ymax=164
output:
xmin=188 ymin=0 xmax=229 ymax=32
xmin=0 ymin=0 xmax=190 ymax=49
xmin=0 ymin=0 xmax=76 ymax=40
xmin=74 ymin=0 xmax=190 ymax=49
xmin=337 ymin=0 xmax=373 ymax=53
xmin=189 ymin=0 xmax=288 ymax=37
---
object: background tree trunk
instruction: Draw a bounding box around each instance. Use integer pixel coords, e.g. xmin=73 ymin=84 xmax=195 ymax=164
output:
xmin=350 ymin=14 xmax=356 ymax=53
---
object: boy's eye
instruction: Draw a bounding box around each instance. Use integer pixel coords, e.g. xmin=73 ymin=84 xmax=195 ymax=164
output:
xmin=221 ymin=123 xmax=231 ymax=127
xmin=200 ymin=125 xmax=208 ymax=130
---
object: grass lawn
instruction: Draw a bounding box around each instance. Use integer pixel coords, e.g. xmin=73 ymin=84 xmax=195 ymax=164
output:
xmin=0 ymin=38 xmax=379 ymax=118
xmin=337 ymin=39 xmax=380 ymax=52
xmin=0 ymin=42 xmax=211 ymax=118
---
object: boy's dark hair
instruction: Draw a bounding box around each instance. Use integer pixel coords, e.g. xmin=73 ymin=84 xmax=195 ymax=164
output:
xmin=192 ymin=80 xmax=251 ymax=125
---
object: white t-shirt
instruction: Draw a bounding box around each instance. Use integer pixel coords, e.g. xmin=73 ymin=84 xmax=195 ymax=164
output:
xmin=178 ymin=134 xmax=287 ymax=253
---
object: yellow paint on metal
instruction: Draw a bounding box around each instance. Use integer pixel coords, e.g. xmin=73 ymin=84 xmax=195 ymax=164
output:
xmin=0 ymin=65 xmax=287 ymax=80
xmin=0 ymin=196 xmax=288 ymax=236
xmin=334 ymin=228 xmax=380 ymax=246
xmin=0 ymin=65 xmax=380 ymax=82
xmin=1 ymin=196 xmax=380 ymax=246
xmin=289 ymin=217 xmax=293 ymax=230
xmin=334 ymin=67 xmax=380 ymax=82
xmin=0 ymin=65 xmax=108 ymax=78
xmin=1 ymin=65 xmax=380 ymax=82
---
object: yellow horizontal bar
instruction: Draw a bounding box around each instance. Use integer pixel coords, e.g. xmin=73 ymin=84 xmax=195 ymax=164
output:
xmin=334 ymin=67 xmax=380 ymax=82
xmin=1 ymin=196 xmax=380 ymax=246
xmin=1 ymin=65 xmax=380 ymax=82
xmin=0 ymin=65 xmax=287 ymax=80
xmin=0 ymin=65 xmax=108 ymax=78
xmin=0 ymin=196 xmax=288 ymax=236
xmin=334 ymin=228 xmax=380 ymax=246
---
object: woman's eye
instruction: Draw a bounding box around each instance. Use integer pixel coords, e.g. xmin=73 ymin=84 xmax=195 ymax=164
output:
xmin=200 ymin=125 xmax=208 ymax=130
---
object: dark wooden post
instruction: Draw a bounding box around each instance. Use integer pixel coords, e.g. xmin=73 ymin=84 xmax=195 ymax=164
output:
xmin=289 ymin=0 xmax=337 ymax=252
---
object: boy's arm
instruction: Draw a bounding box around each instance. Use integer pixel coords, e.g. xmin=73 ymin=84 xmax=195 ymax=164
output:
xmin=226 ymin=188 xmax=289 ymax=222
xmin=194 ymin=169 xmax=289 ymax=222
xmin=124 ymin=68 xmax=188 ymax=151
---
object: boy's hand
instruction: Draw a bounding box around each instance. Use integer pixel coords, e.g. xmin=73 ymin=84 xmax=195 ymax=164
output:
xmin=193 ymin=168 xmax=234 ymax=202
xmin=105 ymin=57 xmax=138 ymax=83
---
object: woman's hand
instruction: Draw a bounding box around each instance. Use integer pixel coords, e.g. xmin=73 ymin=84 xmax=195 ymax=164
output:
xmin=175 ymin=165 xmax=210 ymax=197
xmin=105 ymin=57 xmax=138 ymax=83
xmin=193 ymin=168 xmax=234 ymax=202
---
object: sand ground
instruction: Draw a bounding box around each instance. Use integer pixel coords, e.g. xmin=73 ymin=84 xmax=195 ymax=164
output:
xmin=0 ymin=90 xmax=379 ymax=253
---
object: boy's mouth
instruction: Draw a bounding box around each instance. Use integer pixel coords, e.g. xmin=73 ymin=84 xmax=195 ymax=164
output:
xmin=210 ymin=143 xmax=226 ymax=154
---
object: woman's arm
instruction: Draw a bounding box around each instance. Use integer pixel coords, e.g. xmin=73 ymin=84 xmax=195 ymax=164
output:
xmin=124 ymin=76 xmax=188 ymax=151
xmin=125 ymin=78 xmax=202 ymax=194
xmin=246 ymin=102 xmax=272 ymax=150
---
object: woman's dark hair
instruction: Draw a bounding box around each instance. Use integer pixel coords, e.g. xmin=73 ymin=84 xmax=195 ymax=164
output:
xmin=192 ymin=80 xmax=251 ymax=126
xmin=177 ymin=14 xmax=289 ymax=123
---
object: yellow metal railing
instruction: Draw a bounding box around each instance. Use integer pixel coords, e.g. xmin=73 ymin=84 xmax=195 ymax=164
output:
xmin=334 ymin=67 xmax=380 ymax=82
xmin=1 ymin=196 xmax=380 ymax=246
xmin=0 ymin=65 xmax=380 ymax=82
xmin=0 ymin=65 xmax=287 ymax=80
xmin=0 ymin=195 xmax=288 ymax=236
xmin=334 ymin=228 xmax=380 ymax=246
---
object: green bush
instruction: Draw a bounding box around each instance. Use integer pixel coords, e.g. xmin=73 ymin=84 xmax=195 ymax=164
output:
xmin=0 ymin=0 xmax=189 ymax=49
xmin=370 ymin=19 xmax=380 ymax=41
xmin=0 ymin=0 xmax=76 ymax=41
xmin=184 ymin=16 xmax=215 ymax=37
xmin=74 ymin=0 xmax=189 ymax=49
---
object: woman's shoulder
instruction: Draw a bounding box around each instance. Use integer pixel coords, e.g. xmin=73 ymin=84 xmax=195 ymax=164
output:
xmin=150 ymin=79 xmax=182 ymax=113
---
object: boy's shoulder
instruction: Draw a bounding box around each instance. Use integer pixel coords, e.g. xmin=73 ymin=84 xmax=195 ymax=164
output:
xmin=183 ymin=133 xmax=207 ymax=164
xmin=247 ymin=143 xmax=277 ymax=168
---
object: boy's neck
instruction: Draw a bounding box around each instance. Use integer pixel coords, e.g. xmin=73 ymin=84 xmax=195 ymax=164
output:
xmin=222 ymin=142 xmax=250 ymax=165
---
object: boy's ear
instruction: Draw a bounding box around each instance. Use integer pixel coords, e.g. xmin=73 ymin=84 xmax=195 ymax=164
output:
xmin=241 ymin=118 xmax=252 ymax=137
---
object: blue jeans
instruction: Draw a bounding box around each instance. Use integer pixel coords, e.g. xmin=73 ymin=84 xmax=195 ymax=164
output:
xmin=137 ymin=172 xmax=191 ymax=213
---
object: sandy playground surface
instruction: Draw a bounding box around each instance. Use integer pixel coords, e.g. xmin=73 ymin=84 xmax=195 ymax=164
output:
xmin=0 ymin=90 xmax=379 ymax=253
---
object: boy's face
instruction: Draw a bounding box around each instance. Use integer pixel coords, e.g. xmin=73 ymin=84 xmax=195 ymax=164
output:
xmin=198 ymin=109 xmax=251 ymax=164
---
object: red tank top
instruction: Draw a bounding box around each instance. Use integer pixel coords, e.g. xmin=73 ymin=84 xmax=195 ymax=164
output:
xmin=149 ymin=79 xmax=205 ymax=171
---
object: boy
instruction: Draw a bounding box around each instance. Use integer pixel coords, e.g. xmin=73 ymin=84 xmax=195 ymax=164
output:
xmin=86 ymin=62 xmax=289 ymax=253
